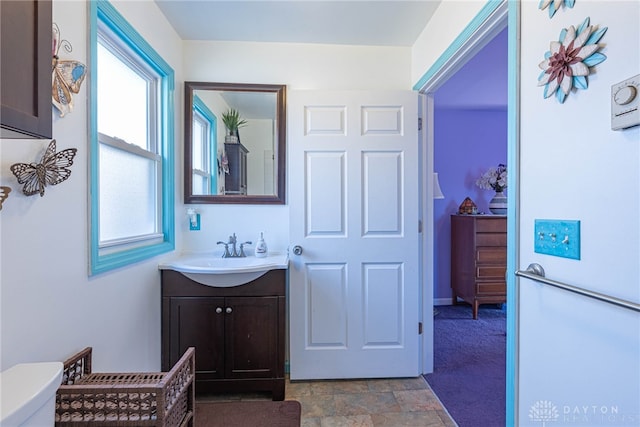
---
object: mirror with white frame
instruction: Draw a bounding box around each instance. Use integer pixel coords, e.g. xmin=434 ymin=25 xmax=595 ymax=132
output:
xmin=184 ymin=82 xmax=286 ymax=204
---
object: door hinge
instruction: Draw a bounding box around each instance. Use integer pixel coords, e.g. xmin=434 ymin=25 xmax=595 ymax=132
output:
xmin=418 ymin=322 xmax=423 ymax=335
xmin=418 ymin=117 xmax=423 ymax=131
xmin=418 ymin=219 xmax=423 ymax=233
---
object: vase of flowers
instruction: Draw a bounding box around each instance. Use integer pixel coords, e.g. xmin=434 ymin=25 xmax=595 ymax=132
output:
xmin=476 ymin=164 xmax=507 ymax=214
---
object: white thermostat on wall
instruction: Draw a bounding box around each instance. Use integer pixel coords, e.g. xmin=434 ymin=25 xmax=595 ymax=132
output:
xmin=611 ymin=74 xmax=640 ymax=130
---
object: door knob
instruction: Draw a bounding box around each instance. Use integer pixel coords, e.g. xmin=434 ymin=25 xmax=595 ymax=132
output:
xmin=226 ymin=307 xmax=233 ymax=314
xmin=292 ymin=245 xmax=303 ymax=255
xmin=216 ymin=307 xmax=223 ymax=314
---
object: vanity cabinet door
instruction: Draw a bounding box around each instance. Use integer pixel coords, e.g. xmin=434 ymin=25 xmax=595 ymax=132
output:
xmin=166 ymin=296 xmax=282 ymax=381
xmin=168 ymin=297 xmax=225 ymax=379
xmin=161 ymin=269 xmax=286 ymax=400
xmin=224 ymin=296 xmax=279 ymax=379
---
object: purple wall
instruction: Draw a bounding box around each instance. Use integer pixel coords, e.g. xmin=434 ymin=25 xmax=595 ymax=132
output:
xmin=433 ymin=108 xmax=507 ymax=302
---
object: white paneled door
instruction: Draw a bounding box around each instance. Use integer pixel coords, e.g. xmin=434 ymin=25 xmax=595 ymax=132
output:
xmin=288 ymin=90 xmax=421 ymax=380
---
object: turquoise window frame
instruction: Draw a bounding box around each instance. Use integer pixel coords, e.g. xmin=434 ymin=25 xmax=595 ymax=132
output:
xmin=192 ymin=95 xmax=218 ymax=194
xmin=89 ymin=0 xmax=175 ymax=275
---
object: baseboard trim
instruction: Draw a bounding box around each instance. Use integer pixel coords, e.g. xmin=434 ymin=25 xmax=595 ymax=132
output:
xmin=434 ymin=298 xmax=454 ymax=306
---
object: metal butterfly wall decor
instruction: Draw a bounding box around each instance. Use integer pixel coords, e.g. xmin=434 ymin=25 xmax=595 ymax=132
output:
xmin=0 ymin=187 xmax=11 ymax=210
xmin=52 ymin=23 xmax=87 ymax=117
xmin=10 ymin=140 xmax=78 ymax=197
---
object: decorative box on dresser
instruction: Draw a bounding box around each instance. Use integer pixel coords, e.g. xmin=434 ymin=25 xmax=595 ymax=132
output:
xmin=450 ymin=214 xmax=507 ymax=319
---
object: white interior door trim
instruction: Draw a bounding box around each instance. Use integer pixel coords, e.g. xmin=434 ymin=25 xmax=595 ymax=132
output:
xmin=420 ymin=93 xmax=434 ymax=374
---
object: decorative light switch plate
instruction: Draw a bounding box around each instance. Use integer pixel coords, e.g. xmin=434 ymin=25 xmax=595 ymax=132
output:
xmin=189 ymin=213 xmax=200 ymax=231
xmin=534 ymin=219 xmax=580 ymax=260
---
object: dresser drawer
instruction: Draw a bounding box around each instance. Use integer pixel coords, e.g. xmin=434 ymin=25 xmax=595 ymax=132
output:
xmin=477 ymin=265 xmax=506 ymax=279
xmin=476 ymin=247 xmax=507 ymax=264
xmin=451 ymin=214 xmax=507 ymax=318
xmin=476 ymin=281 xmax=506 ymax=295
xmin=475 ymin=218 xmax=506 ymax=233
xmin=476 ymin=233 xmax=507 ymax=246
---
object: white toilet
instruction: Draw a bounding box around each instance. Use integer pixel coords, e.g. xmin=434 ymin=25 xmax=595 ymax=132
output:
xmin=0 ymin=361 xmax=63 ymax=426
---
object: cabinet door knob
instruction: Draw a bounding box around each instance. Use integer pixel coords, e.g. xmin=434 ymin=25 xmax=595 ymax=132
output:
xmin=216 ymin=307 xmax=223 ymax=314
xmin=226 ymin=307 xmax=233 ymax=314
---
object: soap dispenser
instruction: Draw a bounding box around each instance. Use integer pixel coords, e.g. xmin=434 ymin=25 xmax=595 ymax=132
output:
xmin=255 ymin=232 xmax=268 ymax=258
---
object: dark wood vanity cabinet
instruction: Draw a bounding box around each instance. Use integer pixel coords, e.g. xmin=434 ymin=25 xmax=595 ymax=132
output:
xmin=450 ymin=214 xmax=507 ymax=319
xmin=224 ymin=142 xmax=248 ymax=195
xmin=0 ymin=0 xmax=53 ymax=139
xmin=161 ymin=269 xmax=285 ymax=400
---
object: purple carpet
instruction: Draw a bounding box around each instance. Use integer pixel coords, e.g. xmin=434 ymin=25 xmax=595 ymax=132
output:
xmin=424 ymin=304 xmax=506 ymax=427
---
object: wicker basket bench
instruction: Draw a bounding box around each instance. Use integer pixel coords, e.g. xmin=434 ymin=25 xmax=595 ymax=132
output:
xmin=55 ymin=347 xmax=195 ymax=427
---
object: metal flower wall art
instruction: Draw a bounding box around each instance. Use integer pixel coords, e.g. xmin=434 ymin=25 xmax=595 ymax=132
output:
xmin=10 ymin=140 xmax=78 ymax=197
xmin=52 ymin=23 xmax=87 ymax=117
xmin=537 ymin=17 xmax=607 ymax=104
xmin=539 ymin=0 xmax=575 ymax=19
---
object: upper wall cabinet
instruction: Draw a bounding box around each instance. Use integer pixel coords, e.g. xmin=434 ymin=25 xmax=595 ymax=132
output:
xmin=1 ymin=0 xmax=52 ymax=139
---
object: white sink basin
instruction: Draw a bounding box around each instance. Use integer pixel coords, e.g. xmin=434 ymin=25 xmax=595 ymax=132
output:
xmin=158 ymin=253 xmax=288 ymax=287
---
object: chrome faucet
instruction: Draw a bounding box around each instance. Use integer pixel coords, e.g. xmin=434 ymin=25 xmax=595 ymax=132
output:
xmin=217 ymin=233 xmax=252 ymax=258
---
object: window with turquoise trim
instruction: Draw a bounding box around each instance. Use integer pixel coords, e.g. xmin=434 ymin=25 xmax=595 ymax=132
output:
xmin=90 ymin=0 xmax=174 ymax=275
xmin=192 ymin=96 xmax=218 ymax=195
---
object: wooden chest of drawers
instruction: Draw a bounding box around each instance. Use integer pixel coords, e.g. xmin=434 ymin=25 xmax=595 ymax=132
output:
xmin=450 ymin=214 xmax=507 ymax=319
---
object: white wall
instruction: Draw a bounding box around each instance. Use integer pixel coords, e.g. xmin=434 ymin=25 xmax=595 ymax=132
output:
xmin=180 ymin=41 xmax=412 ymax=255
xmin=413 ymin=0 xmax=639 ymax=423
xmin=6 ymin=4 xmax=635 ymax=419
xmin=184 ymin=41 xmax=412 ymax=91
xmin=0 ymin=0 xmax=183 ymax=371
xmin=518 ymin=1 xmax=639 ymax=424
xmin=0 ymin=2 xmax=412 ymax=372
xmin=411 ymin=1 xmax=486 ymax=86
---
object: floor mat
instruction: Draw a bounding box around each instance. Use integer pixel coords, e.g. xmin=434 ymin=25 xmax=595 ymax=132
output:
xmin=195 ymin=400 xmax=301 ymax=427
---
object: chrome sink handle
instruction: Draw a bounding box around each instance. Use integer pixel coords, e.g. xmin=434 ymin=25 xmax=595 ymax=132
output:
xmin=239 ymin=241 xmax=252 ymax=257
xmin=217 ymin=241 xmax=231 ymax=258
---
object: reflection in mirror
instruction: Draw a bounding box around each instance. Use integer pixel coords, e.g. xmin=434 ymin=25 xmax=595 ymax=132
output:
xmin=184 ymin=82 xmax=286 ymax=204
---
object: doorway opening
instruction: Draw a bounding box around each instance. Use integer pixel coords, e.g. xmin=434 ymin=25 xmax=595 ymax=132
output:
xmin=415 ymin=1 xmax=516 ymax=425
xmin=429 ymin=28 xmax=507 ymax=425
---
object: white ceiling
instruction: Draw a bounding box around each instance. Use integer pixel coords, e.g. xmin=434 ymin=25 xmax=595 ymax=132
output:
xmin=155 ymin=0 xmax=442 ymax=47
xmin=156 ymin=0 xmax=507 ymax=110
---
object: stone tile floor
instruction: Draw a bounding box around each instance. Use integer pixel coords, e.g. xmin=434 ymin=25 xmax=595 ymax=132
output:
xmin=197 ymin=376 xmax=457 ymax=427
